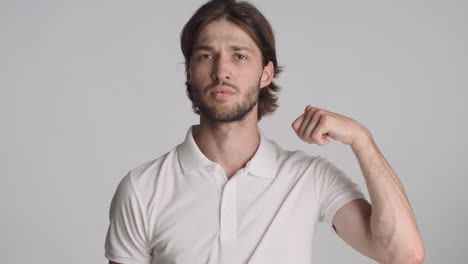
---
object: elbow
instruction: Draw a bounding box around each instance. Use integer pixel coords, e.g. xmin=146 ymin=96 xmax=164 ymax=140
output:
xmin=388 ymin=242 xmax=426 ymax=264
xmin=405 ymin=251 xmax=425 ymax=264
xmin=413 ymin=246 xmax=426 ymax=264
xmin=414 ymin=255 xmax=425 ymax=264
xmin=388 ymin=252 xmax=425 ymax=264
xmin=412 ymin=237 xmax=426 ymax=264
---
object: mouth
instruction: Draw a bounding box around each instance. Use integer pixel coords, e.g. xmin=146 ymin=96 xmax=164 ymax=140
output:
xmin=211 ymin=91 xmax=235 ymax=100
xmin=210 ymin=85 xmax=235 ymax=94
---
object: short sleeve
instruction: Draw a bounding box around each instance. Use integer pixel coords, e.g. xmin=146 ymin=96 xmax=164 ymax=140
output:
xmin=105 ymin=171 xmax=152 ymax=264
xmin=314 ymin=156 xmax=366 ymax=226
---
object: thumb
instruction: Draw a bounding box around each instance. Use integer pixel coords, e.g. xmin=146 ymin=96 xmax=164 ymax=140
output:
xmin=292 ymin=105 xmax=312 ymax=131
xmin=292 ymin=113 xmax=305 ymax=132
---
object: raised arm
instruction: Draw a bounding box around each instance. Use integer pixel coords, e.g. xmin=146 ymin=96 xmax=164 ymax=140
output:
xmin=292 ymin=105 xmax=425 ymax=263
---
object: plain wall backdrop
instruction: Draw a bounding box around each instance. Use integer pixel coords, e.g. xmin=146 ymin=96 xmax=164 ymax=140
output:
xmin=2 ymin=0 xmax=467 ymax=263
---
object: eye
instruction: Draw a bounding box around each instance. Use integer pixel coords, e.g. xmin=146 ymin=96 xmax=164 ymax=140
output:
xmin=201 ymin=54 xmax=213 ymax=60
xmin=236 ymin=54 xmax=247 ymax=60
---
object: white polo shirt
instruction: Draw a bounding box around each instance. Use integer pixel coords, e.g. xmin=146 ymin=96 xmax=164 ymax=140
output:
xmin=105 ymin=124 xmax=366 ymax=264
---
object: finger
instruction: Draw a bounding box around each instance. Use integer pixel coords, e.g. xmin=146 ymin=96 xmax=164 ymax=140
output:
xmin=310 ymin=115 xmax=330 ymax=146
xmin=298 ymin=106 xmax=315 ymax=137
xmin=292 ymin=114 xmax=305 ymax=132
xmin=304 ymin=108 xmax=321 ymax=140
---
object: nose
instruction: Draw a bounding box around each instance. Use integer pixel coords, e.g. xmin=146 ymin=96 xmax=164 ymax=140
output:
xmin=211 ymin=54 xmax=231 ymax=82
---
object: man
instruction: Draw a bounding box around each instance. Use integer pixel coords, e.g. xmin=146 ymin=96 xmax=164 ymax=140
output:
xmin=104 ymin=0 xmax=425 ymax=263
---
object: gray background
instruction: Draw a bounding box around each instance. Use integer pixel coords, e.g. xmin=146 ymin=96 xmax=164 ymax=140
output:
xmin=2 ymin=0 xmax=467 ymax=263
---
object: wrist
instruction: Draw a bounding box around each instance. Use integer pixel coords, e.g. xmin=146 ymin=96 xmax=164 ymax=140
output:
xmin=351 ymin=126 xmax=374 ymax=152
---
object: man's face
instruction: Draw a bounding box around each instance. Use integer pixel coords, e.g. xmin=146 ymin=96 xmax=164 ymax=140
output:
xmin=187 ymin=19 xmax=270 ymax=123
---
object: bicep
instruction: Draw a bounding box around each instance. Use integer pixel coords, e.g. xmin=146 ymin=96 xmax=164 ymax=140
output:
xmin=332 ymin=199 xmax=386 ymax=263
xmin=105 ymin=173 xmax=152 ymax=263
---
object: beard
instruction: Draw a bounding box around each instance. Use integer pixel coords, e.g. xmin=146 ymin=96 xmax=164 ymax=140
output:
xmin=191 ymin=77 xmax=261 ymax=123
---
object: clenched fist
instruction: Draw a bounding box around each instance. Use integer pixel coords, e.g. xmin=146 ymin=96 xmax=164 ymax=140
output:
xmin=291 ymin=105 xmax=369 ymax=147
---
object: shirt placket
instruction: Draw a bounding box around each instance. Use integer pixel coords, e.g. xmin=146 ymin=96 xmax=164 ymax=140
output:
xmin=220 ymin=174 xmax=237 ymax=242
xmin=211 ymin=164 xmax=242 ymax=263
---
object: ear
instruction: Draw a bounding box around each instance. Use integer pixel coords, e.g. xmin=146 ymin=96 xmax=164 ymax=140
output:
xmin=260 ymin=61 xmax=274 ymax=89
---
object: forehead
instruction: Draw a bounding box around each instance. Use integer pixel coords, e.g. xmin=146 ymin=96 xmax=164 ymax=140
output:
xmin=194 ymin=19 xmax=259 ymax=54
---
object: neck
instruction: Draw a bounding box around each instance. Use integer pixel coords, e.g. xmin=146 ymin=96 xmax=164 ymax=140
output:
xmin=193 ymin=112 xmax=260 ymax=179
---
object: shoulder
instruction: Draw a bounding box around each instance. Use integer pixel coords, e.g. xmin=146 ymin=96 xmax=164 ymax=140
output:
xmin=270 ymin=140 xmax=328 ymax=176
xmin=115 ymin=147 xmax=178 ymax=201
xmin=132 ymin=146 xmax=177 ymax=180
xmin=273 ymin=140 xmax=325 ymax=167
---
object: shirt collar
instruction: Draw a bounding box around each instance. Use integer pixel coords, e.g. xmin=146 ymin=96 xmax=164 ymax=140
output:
xmin=177 ymin=124 xmax=277 ymax=179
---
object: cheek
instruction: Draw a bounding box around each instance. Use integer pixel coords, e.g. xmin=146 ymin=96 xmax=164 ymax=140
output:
xmin=189 ymin=64 xmax=211 ymax=82
xmin=240 ymin=61 xmax=262 ymax=76
xmin=241 ymin=68 xmax=262 ymax=84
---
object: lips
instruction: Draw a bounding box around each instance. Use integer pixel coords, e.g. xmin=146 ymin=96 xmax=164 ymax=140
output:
xmin=210 ymin=86 xmax=235 ymax=94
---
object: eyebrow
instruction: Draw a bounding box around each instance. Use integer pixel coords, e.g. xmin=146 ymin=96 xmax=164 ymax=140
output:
xmin=193 ymin=45 xmax=253 ymax=53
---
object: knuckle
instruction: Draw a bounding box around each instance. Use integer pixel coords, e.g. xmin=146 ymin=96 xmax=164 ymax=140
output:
xmin=320 ymin=113 xmax=329 ymax=122
xmin=312 ymin=112 xmax=321 ymax=122
xmin=311 ymin=133 xmax=320 ymax=142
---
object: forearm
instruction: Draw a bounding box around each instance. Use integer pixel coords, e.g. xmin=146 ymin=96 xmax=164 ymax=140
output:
xmin=351 ymin=128 xmax=425 ymax=263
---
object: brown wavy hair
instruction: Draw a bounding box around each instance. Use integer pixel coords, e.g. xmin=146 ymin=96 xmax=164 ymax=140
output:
xmin=180 ymin=0 xmax=283 ymax=121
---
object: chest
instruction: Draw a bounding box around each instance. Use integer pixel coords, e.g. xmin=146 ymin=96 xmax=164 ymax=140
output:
xmin=149 ymin=168 xmax=320 ymax=263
